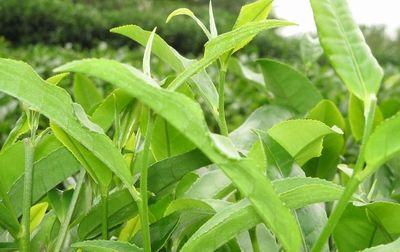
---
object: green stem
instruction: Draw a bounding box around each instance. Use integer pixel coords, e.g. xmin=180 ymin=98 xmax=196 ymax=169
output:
xmin=100 ymin=186 xmax=109 ymax=240
xmin=311 ymin=95 xmax=377 ymax=252
xmin=54 ymin=169 xmax=86 ymax=252
xmin=20 ymin=138 xmax=35 ymax=252
xmin=218 ymin=69 xmax=229 ymax=136
xmin=139 ymin=113 xmax=155 ymax=252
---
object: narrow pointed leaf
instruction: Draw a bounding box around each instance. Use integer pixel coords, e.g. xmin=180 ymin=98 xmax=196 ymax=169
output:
xmin=166 ymin=8 xmax=211 ymax=39
xmin=73 ymin=73 xmax=103 ymax=113
xmin=72 ymin=240 xmax=143 ymax=252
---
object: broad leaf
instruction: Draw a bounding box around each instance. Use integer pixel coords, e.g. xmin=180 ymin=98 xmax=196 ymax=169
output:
xmin=310 ymin=0 xmax=383 ymax=101
xmin=365 ymin=113 xmax=400 ymax=169
xmin=73 ymin=73 xmax=103 ymax=113
xmin=305 ymin=100 xmax=345 ymax=179
xmin=362 ymin=238 xmax=400 ymax=252
xmin=334 ymin=202 xmax=400 ymax=251
xmin=258 ymin=59 xmax=322 ymax=114
xmin=267 ymin=119 xmax=341 ymax=165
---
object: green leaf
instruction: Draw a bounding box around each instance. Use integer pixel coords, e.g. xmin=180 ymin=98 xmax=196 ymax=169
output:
xmin=168 ymin=20 xmax=294 ymax=90
xmin=231 ymin=0 xmax=273 ymax=53
xmin=258 ymin=58 xmax=322 ymax=114
xmin=181 ymin=177 xmax=344 ymax=251
xmin=380 ymin=99 xmax=400 ymax=119
xmin=72 ymin=240 xmax=143 ymax=252
xmin=348 ymin=94 xmax=383 ymax=141
xmin=365 ymin=113 xmax=400 ymax=169
xmin=143 ymin=27 xmax=157 ymax=76
xmin=151 ymin=117 xmax=195 ymax=160
xmin=0 ymin=59 xmax=132 ymax=187
xmin=305 ymin=100 xmax=345 ymax=179
xmin=362 ymin=238 xmax=400 ymax=252
xmin=46 ymin=72 xmax=69 ymax=85
xmin=8 ymin=147 xmax=81 ymax=216
xmin=268 ymin=119 xmax=341 ymax=165
xmin=228 ymin=57 xmax=264 ymax=87
xmin=334 ymin=202 xmax=400 ymax=251
xmin=230 ymin=105 xmax=293 ymax=152
xmin=51 ymin=123 xmax=112 ymax=186
xmin=56 ymin=59 xmax=301 ymax=251
xmin=29 ymin=202 xmax=48 ymax=233
xmin=73 ymin=73 xmax=103 ymax=113
xmin=1 ymin=114 xmax=29 ymax=150
xmin=47 ymin=188 xmax=74 ymax=222
xmin=166 ymin=8 xmax=211 ymax=39
xmin=110 ymin=25 xmax=219 ymax=115
xmin=0 ymin=204 xmax=19 ymax=237
xmin=209 ymin=1 xmax=218 ymax=38
xmin=310 ymin=0 xmax=383 ymax=101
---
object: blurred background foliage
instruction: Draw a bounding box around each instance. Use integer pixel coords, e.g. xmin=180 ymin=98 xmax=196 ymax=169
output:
xmin=0 ymin=0 xmax=400 ymax=144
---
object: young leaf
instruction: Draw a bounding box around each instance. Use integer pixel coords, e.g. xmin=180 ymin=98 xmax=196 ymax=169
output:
xmin=305 ymin=100 xmax=345 ymax=179
xmin=111 ymin=25 xmax=219 ymax=115
xmin=231 ymin=0 xmax=273 ymax=53
xmin=364 ymin=113 xmax=400 ymax=170
xmin=29 ymin=202 xmax=48 ymax=232
xmin=46 ymin=72 xmax=69 ymax=85
xmin=258 ymin=58 xmax=322 ymax=114
xmin=72 ymin=240 xmax=143 ymax=252
xmin=348 ymin=94 xmax=383 ymax=141
xmin=208 ymin=1 xmax=218 ymax=38
xmin=166 ymin=8 xmax=211 ymax=39
xmin=268 ymin=119 xmax=341 ymax=165
xmin=310 ymin=0 xmax=383 ymax=101
xmin=168 ymin=20 xmax=294 ymax=90
xmin=73 ymin=73 xmax=103 ymax=113
xmin=0 ymin=59 xmax=132 ymax=187
xmin=143 ymin=27 xmax=157 ymax=76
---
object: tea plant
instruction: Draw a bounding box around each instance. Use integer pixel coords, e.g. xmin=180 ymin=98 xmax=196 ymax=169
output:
xmin=0 ymin=0 xmax=400 ymax=251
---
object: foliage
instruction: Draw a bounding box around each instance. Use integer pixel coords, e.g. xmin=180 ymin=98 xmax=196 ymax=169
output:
xmin=0 ymin=0 xmax=400 ymax=251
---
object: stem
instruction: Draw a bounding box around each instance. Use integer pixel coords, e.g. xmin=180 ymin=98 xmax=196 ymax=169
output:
xmin=20 ymin=138 xmax=35 ymax=252
xmin=312 ymin=95 xmax=377 ymax=252
xmin=139 ymin=113 xmax=155 ymax=252
xmin=249 ymin=227 xmax=260 ymax=252
xmin=54 ymin=169 xmax=86 ymax=252
xmin=218 ymin=69 xmax=229 ymax=136
xmin=100 ymin=186 xmax=109 ymax=240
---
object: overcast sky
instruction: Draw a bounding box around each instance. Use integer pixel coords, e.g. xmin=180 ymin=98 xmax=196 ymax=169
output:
xmin=273 ymin=0 xmax=400 ymax=37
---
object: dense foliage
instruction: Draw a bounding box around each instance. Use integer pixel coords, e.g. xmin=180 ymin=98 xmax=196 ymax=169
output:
xmin=0 ymin=0 xmax=400 ymax=251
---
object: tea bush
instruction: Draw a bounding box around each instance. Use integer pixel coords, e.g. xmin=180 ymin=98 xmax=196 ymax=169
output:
xmin=0 ymin=0 xmax=400 ymax=251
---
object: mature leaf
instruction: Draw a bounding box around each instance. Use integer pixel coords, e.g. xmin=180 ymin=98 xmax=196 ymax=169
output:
xmin=48 ymin=189 xmax=74 ymax=222
xmin=362 ymin=238 xmax=400 ymax=252
xmin=181 ymin=177 xmax=344 ymax=251
xmin=228 ymin=58 xmax=264 ymax=87
xmin=365 ymin=113 xmax=400 ymax=169
xmin=268 ymin=119 xmax=341 ymax=165
xmin=168 ymin=20 xmax=294 ymax=90
xmin=72 ymin=240 xmax=143 ymax=252
xmin=305 ymin=100 xmax=345 ymax=179
xmin=151 ymin=117 xmax=195 ymax=160
xmin=334 ymin=202 xmax=400 ymax=251
xmin=0 ymin=204 xmax=19 ymax=237
xmin=29 ymin=202 xmax=48 ymax=232
xmin=310 ymin=0 xmax=383 ymax=101
xmin=0 ymin=59 xmax=132 ymax=186
xmin=230 ymin=105 xmax=293 ymax=152
xmin=56 ymin=59 xmax=301 ymax=251
xmin=8 ymin=147 xmax=80 ymax=216
xmin=184 ymin=170 xmax=231 ymax=199
xmin=111 ymin=25 xmax=219 ymax=115
xmin=73 ymin=73 xmax=103 ymax=113
xmin=258 ymin=58 xmax=322 ymax=114
xmin=167 ymin=8 xmax=211 ymax=39
xmin=380 ymin=99 xmax=400 ymax=119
